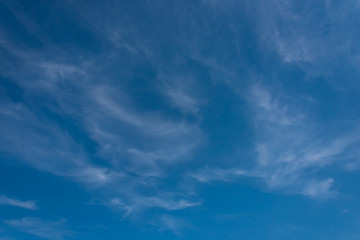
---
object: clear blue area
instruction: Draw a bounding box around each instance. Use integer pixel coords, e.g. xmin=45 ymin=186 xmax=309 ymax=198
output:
xmin=1 ymin=0 xmax=360 ymax=239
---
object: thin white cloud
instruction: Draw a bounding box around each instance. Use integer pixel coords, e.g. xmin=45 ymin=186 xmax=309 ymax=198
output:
xmin=91 ymin=87 xmax=144 ymax=128
xmin=302 ymin=178 xmax=335 ymax=199
xmin=0 ymin=52 xmax=202 ymax=214
xmin=109 ymin=195 xmax=200 ymax=213
xmin=155 ymin=214 xmax=189 ymax=235
xmin=139 ymin=197 xmax=200 ymax=211
xmin=246 ymin=84 xmax=360 ymax=197
xmin=190 ymin=167 xmax=248 ymax=183
xmin=91 ymin=86 xmax=200 ymax=138
xmin=158 ymin=72 xmax=203 ymax=114
xmin=86 ymin=86 xmax=202 ymax=172
xmin=0 ymin=1 xmax=206 ymax=221
xmin=0 ymin=195 xmax=38 ymax=210
xmin=274 ymin=32 xmax=313 ymax=63
xmin=0 ymin=103 xmax=113 ymax=185
xmin=248 ymin=84 xmax=303 ymax=125
xmin=191 ymin=84 xmax=360 ymax=199
xmin=256 ymin=0 xmax=360 ymax=72
xmin=38 ymin=62 xmax=87 ymax=87
xmin=165 ymin=87 xmax=200 ymax=113
xmin=1 ymin=1 xmax=48 ymax=45
xmin=108 ymin=198 xmax=134 ymax=216
xmin=4 ymin=218 xmax=73 ymax=240
xmin=254 ymin=0 xmax=316 ymax=63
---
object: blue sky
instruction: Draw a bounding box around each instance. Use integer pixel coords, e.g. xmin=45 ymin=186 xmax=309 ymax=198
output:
xmin=1 ymin=0 xmax=360 ymax=239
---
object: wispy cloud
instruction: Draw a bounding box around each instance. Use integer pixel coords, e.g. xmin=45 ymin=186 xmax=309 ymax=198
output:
xmin=109 ymin=195 xmax=200 ymax=215
xmin=0 ymin=103 xmax=113 ymax=185
xmin=302 ymin=178 xmax=335 ymax=199
xmin=156 ymin=214 xmax=189 ymax=235
xmin=275 ymin=34 xmax=313 ymax=63
xmin=247 ymin=84 xmax=304 ymax=125
xmin=256 ymin=0 xmax=314 ymax=63
xmin=189 ymin=167 xmax=248 ymax=183
xmin=0 ymin=62 xmax=201 ymax=223
xmin=158 ymin=72 xmax=203 ymax=114
xmin=137 ymin=197 xmax=200 ymax=211
xmin=245 ymin=84 xmax=360 ymax=197
xmin=0 ymin=195 xmax=38 ymax=210
xmin=164 ymin=87 xmax=200 ymax=113
xmin=191 ymin=84 xmax=360 ymax=199
xmin=0 ymin=13 xmax=203 ymax=217
xmin=4 ymin=218 xmax=73 ymax=240
xmin=85 ymin=86 xmax=203 ymax=177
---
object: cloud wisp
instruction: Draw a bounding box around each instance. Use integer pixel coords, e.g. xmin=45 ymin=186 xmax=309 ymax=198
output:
xmin=153 ymin=214 xmax=190 ymax=235
xmin=0 ymin=103 xmax=113 ymax=186
xmin=189 ymin=167 xmax=249 ymax=183
xmin=0 ymin=195 xmax=38 ymax=210
xmin=4 ymin=218 xmax=73 ymax=240
xmin=3 ymin=2 xmax=360 ymax=238
xmin=109 ymin=196 xmax=200 ymax=216
xmin=248 ymin=84 xmax=360 ymax=195
xmin=0 ymin=8 xmax=203 ymax=221
xmin=191 ymin=84 xmax=360 ymax=199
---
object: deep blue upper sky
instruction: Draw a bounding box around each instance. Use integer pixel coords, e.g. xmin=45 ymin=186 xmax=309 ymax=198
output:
xmin=1 ymin=0 xmax=360 ymax=239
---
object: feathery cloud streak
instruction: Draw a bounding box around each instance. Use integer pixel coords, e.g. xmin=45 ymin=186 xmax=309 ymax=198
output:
xmin=0 ymin=195 xmax=37 ymax=210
